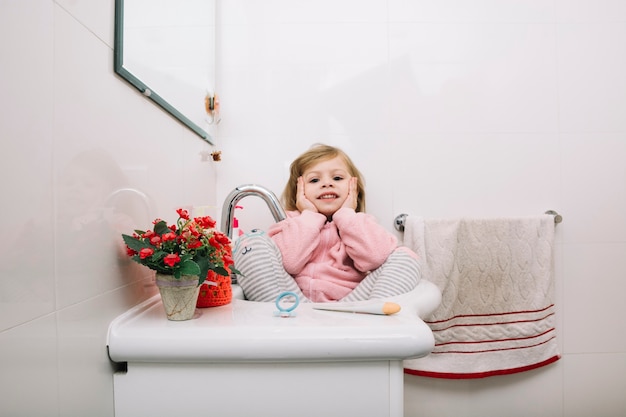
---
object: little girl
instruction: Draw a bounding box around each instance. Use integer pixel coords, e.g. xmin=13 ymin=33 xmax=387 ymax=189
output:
xmin=233 ymin=144 xmax=420 ymax=302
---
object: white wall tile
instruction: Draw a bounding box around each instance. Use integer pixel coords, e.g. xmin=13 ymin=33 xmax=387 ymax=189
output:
xmin=55 ymin=0 xmax=114 ymax=47
xmin=0 ymin=0 xmax=56 ymax=331
xmin=391 ymin=133 xmax=562 ymax=219
xmin=557 ymin=23 xmax=626 ymax=132
xmin=219 ymin=0 xmax=387 ymax=24
xmin=405 ymin=360 xmax=564 ymax=417
xmin=560 ymin=133 xmax=626 ymax=243
xmin=217 ymin=20 xmax=389 ymax=139
xmin=0 ymin=315 xmax=59 ymax=416
xmin=57 ymin=283 xmax=156 ymax=416
xmin=563 ymin=243 xmax=626 ymax=353
xmin=389 ymin=0 xmax=556 ymax=23
xmin=388 ymin=22 xmax=559 ymax=134
xmin=556 ymin=0 xmax=626 ymax=23
xmin=564 ymin=352 xmax=626 ymax=417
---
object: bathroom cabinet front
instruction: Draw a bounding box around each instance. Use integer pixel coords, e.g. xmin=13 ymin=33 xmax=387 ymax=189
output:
xmin=114 ymin=360 xmax=404 ymax=417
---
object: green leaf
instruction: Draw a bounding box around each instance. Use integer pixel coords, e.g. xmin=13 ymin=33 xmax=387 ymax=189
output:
xmin=179 ymin=259 xmax=201 ymax=276
xmin=122 ymin=234 xmax=151 ymax=251
xmin=194 ymin=257 xmax=211 ymax=284
xmin=153 ymin=220 xmax=170 ymax=235
xmin=212 ymin=265 xmax=229 ymax=276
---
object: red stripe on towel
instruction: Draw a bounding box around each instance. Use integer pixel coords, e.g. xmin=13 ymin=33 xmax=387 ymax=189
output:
xmin=425 ymin=304 xmax=555 ymax=325
xmin=429 ymin=312 xmax=555 ymax=332
xmin=405 ymin=355 xmax=561 ymax=379
xmin=434 ymin=328 xmax=555 ymax=348
xmin=433 ymin=333 xmax=556 ymax=354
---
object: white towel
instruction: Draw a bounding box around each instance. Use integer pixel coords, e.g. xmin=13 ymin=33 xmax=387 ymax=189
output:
xmin=403 ymin=215 xmax=560 ymax=378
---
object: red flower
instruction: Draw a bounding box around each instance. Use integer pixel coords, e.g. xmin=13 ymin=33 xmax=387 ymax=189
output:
xmin=187 ymin=238 xmax=203 ymax=249
xmin=162 ymin=232 xmax=177 ymax=242
xmin=176 ymin=208 xmax=190 ymax=220
xmin=150 ymin=236 xmax=161 ymax=246
xmin=126 ymin=247 xmax=138 ymax=256
xmin=179 ymin=230 xmax=191 ymax=240
xmin=223 ymin=253 xmax=234 ymax=267
xmin=215 ymin=232 xmax=230 ymax=245
xmin=164 ymin=253 xmax=181 ymax=267
xmin=209 ymin=236 xmax=221 ymax=249
xmin=188 ymin=223 xmax=201 ymax=237
xmin=195 ymin=216 xmax=216 ymax=229
xmin=139 ymin=248 xmax=154 ymax=259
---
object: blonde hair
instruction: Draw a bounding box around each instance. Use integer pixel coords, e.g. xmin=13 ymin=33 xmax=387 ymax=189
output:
xmin=282 ymin=144 xmax=366 ymax=212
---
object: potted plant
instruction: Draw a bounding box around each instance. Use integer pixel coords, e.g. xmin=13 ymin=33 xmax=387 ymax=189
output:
xmin=122 ymin=208 xmax=235 ymax=320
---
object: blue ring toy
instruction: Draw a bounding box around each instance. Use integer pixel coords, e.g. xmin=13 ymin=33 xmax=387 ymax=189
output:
xmin=275 ymin=291 xmax=300 ymax=316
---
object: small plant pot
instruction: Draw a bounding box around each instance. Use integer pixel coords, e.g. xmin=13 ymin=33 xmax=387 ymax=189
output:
xmin=155 ymin=274 xmax=200 ymax=321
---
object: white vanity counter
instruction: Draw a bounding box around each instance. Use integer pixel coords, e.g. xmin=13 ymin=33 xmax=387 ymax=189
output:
xmin=107 ymin=295 xmax=435 ymax=364
xmin=107 ymin=282 xmax=438 ymax=417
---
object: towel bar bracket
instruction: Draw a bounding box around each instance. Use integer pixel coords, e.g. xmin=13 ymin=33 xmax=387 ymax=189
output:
xmin=394 ymin=213 xmax=408 ymax=232
xmin=394 ymin=211 xmax=562 ymax=232
xmin=545 ymin=210 xmax=563 ymax=224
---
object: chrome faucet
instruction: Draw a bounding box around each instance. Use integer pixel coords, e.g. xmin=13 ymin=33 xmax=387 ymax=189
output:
xmin=220 ymin=184 xmax=287 ymax=239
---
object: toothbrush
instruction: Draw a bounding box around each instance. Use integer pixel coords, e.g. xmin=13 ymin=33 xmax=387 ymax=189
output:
xmin=311 ymin=301 xmax=401 ymax=315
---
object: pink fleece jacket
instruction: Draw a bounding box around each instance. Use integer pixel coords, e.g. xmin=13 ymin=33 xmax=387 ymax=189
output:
xmin=267 ymin=208 xmax=398 ymax=302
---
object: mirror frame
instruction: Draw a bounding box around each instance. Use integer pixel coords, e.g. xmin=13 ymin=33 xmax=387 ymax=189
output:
xmin=113 ymin=0 xmax=213 ymax=143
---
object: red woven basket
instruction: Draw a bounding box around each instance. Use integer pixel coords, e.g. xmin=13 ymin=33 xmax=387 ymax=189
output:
xmin=196 ymin=270 xmax=232 ymax=308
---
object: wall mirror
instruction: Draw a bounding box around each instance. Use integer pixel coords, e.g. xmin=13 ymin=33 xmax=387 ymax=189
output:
xmin=114 ymin=0 xmax=216 ymax=143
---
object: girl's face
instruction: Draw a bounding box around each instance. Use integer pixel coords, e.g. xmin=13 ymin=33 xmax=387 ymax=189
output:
xmin=301 ymin=156 xmax=352 ymax=218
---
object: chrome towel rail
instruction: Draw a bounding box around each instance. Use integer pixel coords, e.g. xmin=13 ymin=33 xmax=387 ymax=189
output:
xmin=394 ymin=211 xmax=562 ymax=232
xmin=545 ymin=210 xmax=563 ymax=224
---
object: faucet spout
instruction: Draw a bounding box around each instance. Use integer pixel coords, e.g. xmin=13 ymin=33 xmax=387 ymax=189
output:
xmin=221 ymin=184 xmax=287 ymax=239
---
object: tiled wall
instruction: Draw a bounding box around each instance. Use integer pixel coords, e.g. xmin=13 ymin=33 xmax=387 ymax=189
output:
xmin=0 ymin=1 xmax=218 ymax=415
xmin=1 ymin=1 xmax=625 ymax=416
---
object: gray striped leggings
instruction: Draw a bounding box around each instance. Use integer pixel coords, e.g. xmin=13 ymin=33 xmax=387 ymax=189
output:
xmin=232 ymin=230 xmax=420 ymax=302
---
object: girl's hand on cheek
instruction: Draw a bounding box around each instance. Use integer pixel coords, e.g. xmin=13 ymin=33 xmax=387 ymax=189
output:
xmin=342 ymin=177 xmax=358 ymax=210
xmin=296 ymin=177 xmax=318 ymax=213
